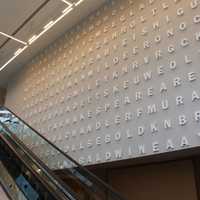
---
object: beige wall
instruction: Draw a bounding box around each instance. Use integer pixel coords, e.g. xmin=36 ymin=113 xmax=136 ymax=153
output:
xmin=108 ymin=160 xmax=198 ymax=200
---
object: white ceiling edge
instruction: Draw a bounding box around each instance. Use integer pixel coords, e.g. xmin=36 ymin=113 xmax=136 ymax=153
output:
xmin=0 ymin=0 xmax=107 ymax=87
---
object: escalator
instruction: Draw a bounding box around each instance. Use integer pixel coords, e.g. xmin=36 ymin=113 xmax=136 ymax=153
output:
xmin=0 ymin=106 xmax=126 ymax=200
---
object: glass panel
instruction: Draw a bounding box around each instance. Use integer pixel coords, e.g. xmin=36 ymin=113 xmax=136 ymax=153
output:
xmin=0 ymin=125 xmax=78 ymax=200
xmin=0 ymin=106 xmax=126 ymax=200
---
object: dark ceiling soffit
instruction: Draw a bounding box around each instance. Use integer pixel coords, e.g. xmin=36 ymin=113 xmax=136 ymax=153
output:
xmin=0 ymin=0 xmax=51 ymax=50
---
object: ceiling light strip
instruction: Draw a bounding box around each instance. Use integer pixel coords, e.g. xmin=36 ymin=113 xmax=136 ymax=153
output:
xmin=28 ymin=6 xmax=73 ymax=45
xmin=0 ymin=32 xmax=27 ymax=45
xmin=43 ymin=20 xmax=55 ymax=29
xmin=28 ymin=35 xmax=38 ymax=44
xmin=0 ymin=45 xmax=28 ymax=71
xmin=75 ymin=0 xmax=84 ymax=6
xmin=61 ymin=0 xmax=73 ymax=6
xmin=62 ymin=5 xmax=73 ymax=13
xmin=0 ymin=0 xmax=84 ymax=71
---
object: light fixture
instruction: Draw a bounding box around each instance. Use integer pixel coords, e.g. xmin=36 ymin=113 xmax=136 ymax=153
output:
xmin=0 ymin=45 xmax=28 ymax=71
xmin=28 ymin=35 xmax=38 ymax=44
xmin=0 ymin=32 xmax=27 ymax=45
xmin=62 ymin=5 xmax=73 ymax=14
xmin=43 ymin=21 xmax=55 ymax=30
xmin=75 ymin=0 xmax=84 ymax=6
xmin=28 ymin=6 xmax=73 ymax=45
xmin=14 ymin=47 xmax=25 ymax=56
xmin=0 ymin=0 xmax=85 ymax=72
xmin=61 ymin=0 xmax=73 ymax=6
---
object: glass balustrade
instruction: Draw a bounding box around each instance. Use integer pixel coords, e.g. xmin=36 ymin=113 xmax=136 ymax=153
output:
xmin=0 ymin=106 xmax=126 ymax=200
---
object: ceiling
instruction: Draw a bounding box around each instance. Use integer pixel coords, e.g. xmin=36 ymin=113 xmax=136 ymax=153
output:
xmin=0 ymin=0 xmax=45 ymax=46
xmin=0 ymin=0 xmax=107 ymax=86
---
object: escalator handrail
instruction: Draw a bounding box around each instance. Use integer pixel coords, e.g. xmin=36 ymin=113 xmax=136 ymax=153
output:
xmin=0 ymin=106 xmax=126 ymax=200
xmin=0 ymin=126 xmax=78 ymax=200
xmin=0 ymin=132 xmax=63 ymax=200
xmin=1 ymin=122 xmax=110 ymax=200
xmin=1 ymin=123 xmax=80 ymax=200
xmin=8 ymin=130 xmax=104 ymax=200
